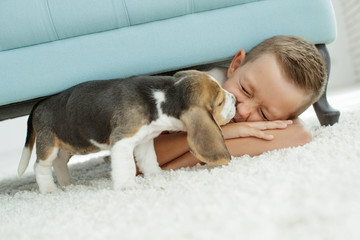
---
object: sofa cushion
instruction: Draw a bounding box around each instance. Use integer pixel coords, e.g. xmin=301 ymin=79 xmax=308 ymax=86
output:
xmin=0 ymin=0 xmax=261 ymax=51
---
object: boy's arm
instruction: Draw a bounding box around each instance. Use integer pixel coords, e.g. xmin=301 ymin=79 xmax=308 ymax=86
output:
xmin=224 ymin=118 xmax=311 ymax=157
xmin=156 ymin=118 xmax=311 ymax=170
xmin=154 ymin=132 xmax=190 ymax=167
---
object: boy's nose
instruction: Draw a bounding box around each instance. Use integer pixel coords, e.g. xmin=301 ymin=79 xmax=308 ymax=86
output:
xmin=237 ymin=101 xmax=256 ymax=121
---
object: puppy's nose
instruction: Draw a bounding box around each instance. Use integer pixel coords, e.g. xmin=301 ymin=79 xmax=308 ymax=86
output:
xmin=229 ymin=93 xmax=236 ymax=105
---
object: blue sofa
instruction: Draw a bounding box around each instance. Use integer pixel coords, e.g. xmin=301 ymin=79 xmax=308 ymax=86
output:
xmin=0 ymin=0 xmax=339 ymax=125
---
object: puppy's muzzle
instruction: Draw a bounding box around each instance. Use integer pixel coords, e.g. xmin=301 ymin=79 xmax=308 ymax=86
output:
xmin=222 ymin=91 xmax=236 ymax=121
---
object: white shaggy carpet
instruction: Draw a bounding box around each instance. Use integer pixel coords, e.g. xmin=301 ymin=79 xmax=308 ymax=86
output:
xmin=1 ymin=87 xmax=360 ymax=240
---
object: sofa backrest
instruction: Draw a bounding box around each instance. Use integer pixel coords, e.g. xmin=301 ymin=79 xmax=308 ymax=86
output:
xmin=0 ymin=0 xmax=261 ymax=51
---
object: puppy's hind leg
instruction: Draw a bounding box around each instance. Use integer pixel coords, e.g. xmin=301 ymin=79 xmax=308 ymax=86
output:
xmin=34 ymin=147 xmax=59 ymax=194
xmin=134 ymin=139 xmax=162 ymax=176
xmin=53 ymin=149 xmax=71 ymax=187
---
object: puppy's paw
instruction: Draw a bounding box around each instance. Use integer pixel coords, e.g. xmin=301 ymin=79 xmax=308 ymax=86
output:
xmin=113 ymin=179 xmax=138 ymax=191
xmin=143 ymin=165 xmax=162 ymax=177
xmin=57 ymin=177 xmax=71 ymax=188
xmin=39 ymin=183 xmax=60 ymax=194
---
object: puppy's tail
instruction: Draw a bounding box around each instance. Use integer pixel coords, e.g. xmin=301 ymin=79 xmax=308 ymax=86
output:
xmin=18 ymin=110 xmax=36 ymax=177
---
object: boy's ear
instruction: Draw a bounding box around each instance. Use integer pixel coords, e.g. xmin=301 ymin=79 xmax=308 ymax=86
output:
xmin=227 ymin=49 xmax=246 ymax=78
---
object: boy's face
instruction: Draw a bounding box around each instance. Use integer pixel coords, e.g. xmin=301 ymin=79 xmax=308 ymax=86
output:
xmin=223 ymin=51 xmax=307 ymax=122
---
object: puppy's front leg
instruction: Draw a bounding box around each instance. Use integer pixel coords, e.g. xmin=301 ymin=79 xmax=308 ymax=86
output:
xmin=134 ymin=139 xmax=162 ymax=176
xmin=111 ymin=140 xmax=137 ymax=190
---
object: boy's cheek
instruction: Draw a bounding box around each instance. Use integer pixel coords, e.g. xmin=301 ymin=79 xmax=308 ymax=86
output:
xmin=222 ymin=80 xmax=235 ymax=93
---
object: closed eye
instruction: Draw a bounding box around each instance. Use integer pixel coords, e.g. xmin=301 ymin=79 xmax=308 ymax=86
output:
xmin=260 ymin=108 xmax=269 ymax=121
xmin=218 ymin=100 xmax=224 ymax=107
xmin=241 ymin=85 xmax=250 ymax=96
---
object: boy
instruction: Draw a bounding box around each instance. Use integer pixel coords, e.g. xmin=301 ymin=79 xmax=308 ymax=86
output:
xmin=153 ymin=35 xmax=327 ymax=170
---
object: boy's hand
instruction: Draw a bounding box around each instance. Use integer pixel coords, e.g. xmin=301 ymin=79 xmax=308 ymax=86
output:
xmin=222 ymin=120 xmax=293 ymax=140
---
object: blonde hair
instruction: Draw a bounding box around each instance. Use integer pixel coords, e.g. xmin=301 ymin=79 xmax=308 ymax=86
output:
xmin=243 ymin=35 xmax=327 ymax=117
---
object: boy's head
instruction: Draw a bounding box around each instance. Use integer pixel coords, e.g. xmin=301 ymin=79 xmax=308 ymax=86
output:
xmin=223 ymin=35 xmax=327 ymax=122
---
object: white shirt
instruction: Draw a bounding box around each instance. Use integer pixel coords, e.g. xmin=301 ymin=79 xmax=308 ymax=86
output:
xmin=206 ymin=67 xmax=228 ymax=85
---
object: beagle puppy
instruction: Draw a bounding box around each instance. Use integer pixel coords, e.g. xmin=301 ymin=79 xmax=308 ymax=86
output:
xmin=18 ymin=70 xmax=236 ymax=193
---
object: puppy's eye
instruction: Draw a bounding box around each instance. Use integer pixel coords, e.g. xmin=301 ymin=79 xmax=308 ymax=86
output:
xmin=218 ymin=101 xmax=223 ymax=107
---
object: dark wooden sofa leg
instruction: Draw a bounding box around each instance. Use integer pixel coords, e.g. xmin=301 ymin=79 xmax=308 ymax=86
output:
xmin=312 ymin=44 xmax=340 ymax=126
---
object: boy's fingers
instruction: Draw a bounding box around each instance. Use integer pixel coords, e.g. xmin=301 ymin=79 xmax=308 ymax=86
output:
xmin=251 ymin=120 xmax=292 ymax=130
xmin=246 ymin=120 xmax=293 ymax=140
xmin=257 ymin=131 xmax=274 ymax=140
xmin=229 ymin=120 xmax=293 ymax=140
xmin=247 ymin=128 xmax=274 ymax=140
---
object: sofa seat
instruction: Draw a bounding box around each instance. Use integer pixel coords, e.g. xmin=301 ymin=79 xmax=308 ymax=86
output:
xmin=0 ymin=0 xmax=337 ymax=120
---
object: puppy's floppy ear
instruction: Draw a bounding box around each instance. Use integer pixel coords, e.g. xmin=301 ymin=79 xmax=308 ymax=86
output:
xmin=180 ymin=107 xmax=231 ymax=165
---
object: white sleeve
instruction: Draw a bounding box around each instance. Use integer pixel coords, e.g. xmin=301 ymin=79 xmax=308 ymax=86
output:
xmin=206 ymin=67 xmax=228 ymax=85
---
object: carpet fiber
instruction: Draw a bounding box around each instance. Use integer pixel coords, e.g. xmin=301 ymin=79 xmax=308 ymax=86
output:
xmin=1 ymin=99 xmax=359 ymax=240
